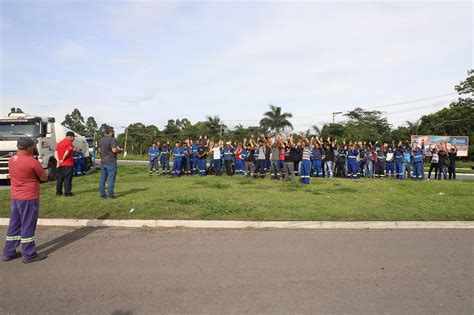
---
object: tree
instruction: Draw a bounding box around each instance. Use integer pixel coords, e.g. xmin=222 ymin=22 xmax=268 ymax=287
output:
xmin=319 ymin=123 xmax=345 ymax=141
xmin=85 ymin=116 xmax=98 ymax=137
xmin=163 ymin=119 xmax=181 ymax=140
xmin=204 ymin=115 xmax=227 ymax=140
xmin=62 ymin=108 xmax=87 ymax=135
xmin=343 ymin=107 xmax=391 ymax=141
xmin=181 ymin=121 xmax=207 ymax=141
xmin=405 ymin=120 xmax=420 ymax=135
xmin=418 ymin=70 xmax=474 ymax=157
xmin=455 ymin=69 xmax=474 ymax=95
xmin=259 ymin=104 xmax=293 ymax=134
xmin=95 ymin=123 xmax=112 ymax=142
xmin=176 ymin=118 xmax=191 ymax=130
xmin=117 ymin=123 xmax=160 ymax=155
xmin=311 ymin=125 xmax=321 ymax=137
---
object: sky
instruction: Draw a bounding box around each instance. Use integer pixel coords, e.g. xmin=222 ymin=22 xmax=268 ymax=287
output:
xmin=0 ymin=0 xmax=472 ymax=134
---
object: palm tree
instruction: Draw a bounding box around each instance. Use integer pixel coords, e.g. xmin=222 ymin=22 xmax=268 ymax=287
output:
xmin=259 ymin=104 xmax=293 ymax=134
xmin=406 ymin=119 xmax=420 ymax=135
xmin=311 ymin=125 xmax=321 ymax=137
xmin=204 ymin=115 xmax=227 ymax=140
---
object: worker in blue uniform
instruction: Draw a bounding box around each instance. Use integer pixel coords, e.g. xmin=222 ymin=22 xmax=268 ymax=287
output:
xmin=182 ymin=141 xmax=192 ymax=176
xmin=412 ymin=145 xmax=424 ymax=180
xmin=385 ymin=146 xmax=395 ymax=177
xmin=171 ymin=142 xmax=184 ymax=176
xmin=311 ymin=141 xmax=324 ymax=177
xmin=299 ymin=139 xmax=312 ymax=184
xmin=223 ymin=142 xmax=235 ymax=176
xmin=147 ymin=142 xmax=160 ymax=176
xmin=347 ymin=145 xmax=360 ymax=179
xmin=374 ymin=144 xmax=386 ymax=178
xmin=160 ymin=142 xmax=171 ymax=176
xmin=394 ymin=143 xmax=405 ymax=179
xmin=191 ymin=140 xmax=200 ymax=175
xmin=197 ymin=139 xmax=208 ymax=176
xmin=73 ymin=148 xmax=86 ymax=175
xmin=335 ymin=145 xmax=347 ymax=178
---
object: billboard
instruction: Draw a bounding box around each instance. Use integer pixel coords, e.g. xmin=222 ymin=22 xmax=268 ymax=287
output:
xmin=411 ymin=135 xmax=469 ymax=157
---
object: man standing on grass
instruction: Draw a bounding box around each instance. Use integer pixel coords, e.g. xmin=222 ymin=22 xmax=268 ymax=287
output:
xmin=99 ymin=127 xmax=122 ymax=199
xmin=223 ymin=141 xmax=235 ymax=176
xmin=323 ymin=138 xmax=335 ymax=178
xmin=148 ymin=142 xmax=160 ymax=176
xmin=3 ymin=137 xmax=48 ymax=263
xmin=447 ymin=144 xmax=457 ymax=180
xmin=283 ymin=136 xmax=296 ymax=181
xmin=211 ymin=141 xmax=223 ymax=176
xmin=197 ymin=138 xmax=208 ymax=176
xmin=55 ymin=131 xmax=75 ymax=197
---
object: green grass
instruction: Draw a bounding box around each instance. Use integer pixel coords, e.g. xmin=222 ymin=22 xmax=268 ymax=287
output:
xmin=117 ymin=154 xmax=148 ymax=161
xmin=1 ymin=164 xmax=473 ymax=221
xmin=424 ymin=166 xmax=474 ymax=174
xmin=458 ymin=161 xmax=474 ymax=169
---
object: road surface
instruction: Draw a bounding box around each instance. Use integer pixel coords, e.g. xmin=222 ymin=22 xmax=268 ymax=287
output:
xmin=0 ymin=227 xmax=472 ymax=314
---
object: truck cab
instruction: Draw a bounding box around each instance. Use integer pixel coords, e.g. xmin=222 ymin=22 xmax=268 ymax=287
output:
xmin=0 ymin=113 xmax=57 ymax=180
xmin=0 ymin=111 xmax=90 ymax=181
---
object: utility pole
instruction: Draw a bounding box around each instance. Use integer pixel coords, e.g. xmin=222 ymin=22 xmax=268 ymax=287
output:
xmin=121 ymin=126 xmax=129 ymax=158
xmin=219 ymin=122 xmax=223 ymax=141
xmin=332 ymin=112 xmax=343 ymax=124
xmin=124 ymin=127 xmax=128 ymax=158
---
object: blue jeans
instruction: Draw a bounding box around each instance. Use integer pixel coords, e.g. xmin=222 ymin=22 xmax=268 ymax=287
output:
xmin=213 ymin=159 xmax=222 ymax=176
xmin=100 ymin=163 xmax=117 ymax=198
xmin=312 ymin=160 xmax=323 ymax=177
xmin=364 ymin=161 xmax=373 ymax=178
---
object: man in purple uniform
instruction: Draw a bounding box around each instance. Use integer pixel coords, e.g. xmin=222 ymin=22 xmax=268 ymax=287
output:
xmin=3 ymin=137 xmax=48 ymax=263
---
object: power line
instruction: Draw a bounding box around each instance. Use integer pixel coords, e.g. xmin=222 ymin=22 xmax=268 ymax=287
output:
xmin=366 ymin=93 xmax=456 ymax=110
xmin=116 ymin=93 xmax=458 ymax=128
xmin=218 ymin=93 xmax=457 ymax=122
xmin=290 ymin=92 xmax=456 ymax=119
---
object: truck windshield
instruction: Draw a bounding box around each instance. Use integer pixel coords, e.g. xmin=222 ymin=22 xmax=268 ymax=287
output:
xmin=86 ymin=138 xmax=94 ymax=147
xmin=0 ymin=121 xmax=41 ymax=139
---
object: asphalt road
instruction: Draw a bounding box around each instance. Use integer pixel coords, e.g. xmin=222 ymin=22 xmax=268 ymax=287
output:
xmin=0 ymin=227 xmax=472 ymax=314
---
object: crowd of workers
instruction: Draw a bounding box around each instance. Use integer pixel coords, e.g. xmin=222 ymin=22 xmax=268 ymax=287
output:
xmin=148 ymin=135 xmax=459 ymax=184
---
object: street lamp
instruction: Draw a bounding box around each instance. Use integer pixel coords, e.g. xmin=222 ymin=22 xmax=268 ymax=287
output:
xmin=332 ymin=112 xmax=343 ymax=124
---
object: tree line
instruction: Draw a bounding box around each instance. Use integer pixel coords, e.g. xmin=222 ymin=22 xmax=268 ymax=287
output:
xmin=62 ymin=70 xmax=473 ymax=157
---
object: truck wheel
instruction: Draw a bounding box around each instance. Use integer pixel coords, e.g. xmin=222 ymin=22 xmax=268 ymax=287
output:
xmin=47 ymin=161 xmax=57 ymax=181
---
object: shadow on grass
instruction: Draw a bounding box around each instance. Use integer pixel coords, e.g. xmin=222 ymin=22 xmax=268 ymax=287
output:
xmin=115 ymin=188 xmax=148 ymax=198
xmin=74 ymin=187 xmax=148 ymax=197
xmin=37 ymin=213 xmax=110 ymax=256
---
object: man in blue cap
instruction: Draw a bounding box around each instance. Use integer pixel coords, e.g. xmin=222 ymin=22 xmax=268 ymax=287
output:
xmin=3 ymin=137 xmax=48 ymax=263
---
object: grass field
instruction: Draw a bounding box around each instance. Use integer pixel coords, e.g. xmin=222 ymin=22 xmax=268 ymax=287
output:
xmin=1 ymin=164 xmax=473 ymax=221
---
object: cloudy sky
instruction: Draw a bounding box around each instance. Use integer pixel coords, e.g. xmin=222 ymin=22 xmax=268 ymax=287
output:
xmin=1 ymin=0 xmax=472 ymax=133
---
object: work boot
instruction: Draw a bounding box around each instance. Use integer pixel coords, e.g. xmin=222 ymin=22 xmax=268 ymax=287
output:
xmin=23 ymin=252 xmax=47 ymax=264
xmin=2 ymin=252 xmax=22 ymax=262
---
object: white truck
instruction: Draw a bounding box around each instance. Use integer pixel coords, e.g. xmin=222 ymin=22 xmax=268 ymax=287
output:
xmin=0 ymin=111 xmax=91 ymax=181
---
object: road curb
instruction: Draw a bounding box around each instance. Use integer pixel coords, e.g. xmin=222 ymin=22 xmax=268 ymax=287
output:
xmin=0 ymin=218 xmax=473 ymax=229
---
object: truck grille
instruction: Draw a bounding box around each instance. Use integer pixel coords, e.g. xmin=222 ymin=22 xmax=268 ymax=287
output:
xmin=0 ymin=151 xmax=15 ymax=175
